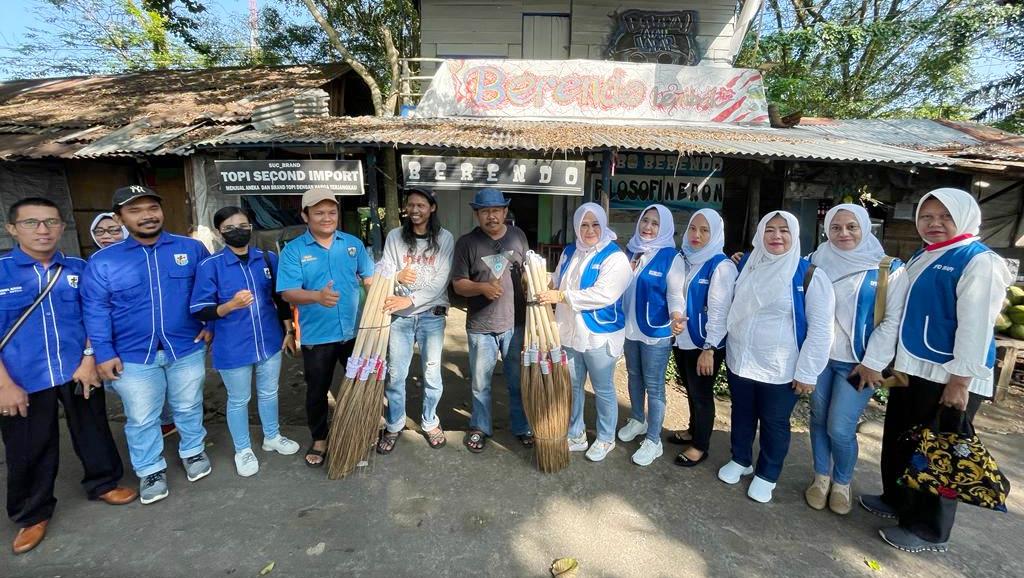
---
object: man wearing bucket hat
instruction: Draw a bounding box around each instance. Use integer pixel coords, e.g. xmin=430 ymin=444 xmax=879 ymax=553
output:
xmin=452 ymin=188 xmax=532 ymax=452
xmin=277 ymin=188 xmax=374 ymax=467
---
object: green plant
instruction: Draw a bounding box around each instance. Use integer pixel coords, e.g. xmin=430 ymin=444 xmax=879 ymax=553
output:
xmin=664 ymin=352 xmax=731 ymax=399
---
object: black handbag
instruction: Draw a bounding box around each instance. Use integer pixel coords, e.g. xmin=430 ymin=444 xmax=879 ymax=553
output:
xmin=0 ymin=264 xmax=64 ymax=352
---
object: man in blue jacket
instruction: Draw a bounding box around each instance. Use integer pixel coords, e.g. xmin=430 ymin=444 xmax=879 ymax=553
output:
xmin=1 ymin=198 xmax=136 ymax=554
xmin=81 ymin=186 xmax=211 ymax=504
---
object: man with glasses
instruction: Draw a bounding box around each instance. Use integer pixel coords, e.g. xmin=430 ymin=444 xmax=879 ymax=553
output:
xmin=81 ymin=186 xmax=212 ymax=504
xmin=1 ymin=198 xmax=135 ymax=554
xmin=452 ymin=188 xmax=532 ymax=453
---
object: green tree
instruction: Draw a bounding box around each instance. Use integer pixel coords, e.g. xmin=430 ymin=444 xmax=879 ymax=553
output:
xmin=737 ymin=0 xmax=1014 ymax=119
xmin=965 ymin=4 xmax=1024 ymax=131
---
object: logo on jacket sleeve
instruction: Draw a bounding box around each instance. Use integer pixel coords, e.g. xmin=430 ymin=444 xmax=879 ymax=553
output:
xmin=347 ymin=246 xmax=357 ymax=257
xmin=174 ymin=254 xmax=189 ymax=266
xmin=66 ymin=274 xmax=79 ymax=288
xmin=264 ymin=267 xmax=272 ymax=279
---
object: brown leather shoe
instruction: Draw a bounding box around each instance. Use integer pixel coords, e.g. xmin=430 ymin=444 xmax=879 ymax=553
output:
xmin=98 ymin=486 xmax=138 ymax=505
xmin=12 ymin=520 xmax=47 ymax=554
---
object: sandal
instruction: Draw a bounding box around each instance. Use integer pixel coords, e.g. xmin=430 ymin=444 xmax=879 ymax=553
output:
xmin=305 ymin=444 xmax=326 ymax=468
xmin=377 ymin=431 xmax=400 ymax=455
xmin=517 ymin=431 xmax=535 ymax=448
xmin=463 ymin=430 xmax=486 ymax=453
xmin=666 ymin=431 xmax=694 ymax=446
xmin=425 ymin=427 xmax=446 ymax=449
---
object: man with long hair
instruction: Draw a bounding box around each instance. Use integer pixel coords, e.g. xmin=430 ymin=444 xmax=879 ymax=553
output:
xmin=377 ymin=189 xmax=454 ymax=454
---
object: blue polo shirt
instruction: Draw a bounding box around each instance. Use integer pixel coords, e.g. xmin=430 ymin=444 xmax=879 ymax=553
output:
xmin=0 ymin=247 xmax=88 ymax=393
xmin=81 ymin=232 xmax=211 ymax=365
xmin=190 ymin=247 xmax=285 ymax=370
xmin=276 ymin=230 xmax=374 ymax=345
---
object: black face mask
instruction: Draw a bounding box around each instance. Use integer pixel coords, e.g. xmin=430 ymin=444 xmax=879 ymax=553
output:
xmin=222 ymin=229 xmax=251 ymax=248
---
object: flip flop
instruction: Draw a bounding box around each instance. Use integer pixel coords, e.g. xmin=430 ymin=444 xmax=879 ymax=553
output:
xmin=463 ymin=431 xmax=486 ymax=453
xmin=305 ymin=445 xmax=326 ymax=468
xmin=517 ymin=432 xmax=535 ymax=448
xmin=425 ymin=427 xmax=447 ymax=449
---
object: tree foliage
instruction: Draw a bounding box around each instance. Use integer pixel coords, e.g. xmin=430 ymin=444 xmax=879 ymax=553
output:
xmin=964 ymin=3 xmax=1024 ymax=131
xmin=737 ymin=0 xmax=1014 ymax=119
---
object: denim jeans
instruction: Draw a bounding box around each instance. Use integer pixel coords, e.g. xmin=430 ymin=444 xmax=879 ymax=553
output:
xmin=467 ymin=326 xmax=528 ymax=436
xmin=809 ymin=359 xmax=875 ymax=484
xmin=386 ymin=312 xmax=446 ymax=433
xmin=728 ymin=370 xmax=800 ymax=483
xmin=218 ymin=351 xmax=283 ymax=453
xmin=567 ymin=345 xmax=619 ymax=443
xmin=624 ymin=338 xmax=672 ymax=443
xmin=109 ymin=349 xmax=207 ymax=477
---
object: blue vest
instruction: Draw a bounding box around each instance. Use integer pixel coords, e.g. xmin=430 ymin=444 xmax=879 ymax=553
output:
xmin=901 ymin=241 xmax=996 ymax=368
xmin=737 ymin=253 xmax=813 ymax=348
xmin=849 ymin=259 xmax=903 ymax=361
xmin=560 ymin=243 xmax=626 ymax=334
xmin=686 ymin=254 xmax=729 ymax=348
xmin=627 ymin=247 xmax=677 ymax=339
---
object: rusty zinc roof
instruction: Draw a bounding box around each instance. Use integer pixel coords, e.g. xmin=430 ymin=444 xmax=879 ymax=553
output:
xmin=194 ymin=115 xmax=955 ymax=167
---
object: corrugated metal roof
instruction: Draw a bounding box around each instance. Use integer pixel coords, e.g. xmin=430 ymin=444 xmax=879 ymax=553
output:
xmin=799 ymin=118 xmax=982 ymax=150
xmin=194 ymin=116 xmax=955 ymax=166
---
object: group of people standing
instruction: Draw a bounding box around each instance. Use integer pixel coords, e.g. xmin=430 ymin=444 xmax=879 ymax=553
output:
xmin=0 ymin=182 xmax=1008 ymax=557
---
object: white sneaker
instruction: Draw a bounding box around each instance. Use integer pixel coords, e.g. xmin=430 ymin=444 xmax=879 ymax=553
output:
xmin=747 ymin=476 xmax=776 ymax=503
xmin=717 ymin=460 xmax=755 ymax=484
xmin=585 ymin=440 xmax=615 ymax=462
xmin=568 ymin=433 xmax=589 ymax=452
xmin=617 ymin=418 xmax=648 ymax=442
xmin=262 ymin=435 xmax=300 ymax=455
xmin=631 ymin=439 xmax=663 ymax=466
xmin=234 ymin=448 xmax=259 ymax=477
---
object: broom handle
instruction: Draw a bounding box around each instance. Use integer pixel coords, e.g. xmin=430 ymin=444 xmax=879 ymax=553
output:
xmin=531 ymin=257 xmax=562 ymax=350
xmin=351 ymin=273 xmax=384 ymax=357
xmin=527 ymin=257 xmax=558 ymax=352
xmin=523 ymin=261 xmax=551 ymax=352
xmin=356 ymin=274 xmax=390 ymax=362
xmin=369 ymin=276 xmax=394 ymax=360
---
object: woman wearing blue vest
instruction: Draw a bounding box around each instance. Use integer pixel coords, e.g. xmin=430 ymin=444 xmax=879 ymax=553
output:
xmin=538 ymin=203 xmax=631 ymax=463
xmin=190 ymin=207 xmax=300 ymax=477
xmin=668 ymin=209 xmax=737 ymax=467
xmin=805 ymin=204 xmax=908 ymax=515
xmin=719 ymin=211 xmax=835 ymax=503
xmin=615 ymin=204 xmax=686 ymax=466
xmin=864 ymin=188 xmax=1010 ymax=553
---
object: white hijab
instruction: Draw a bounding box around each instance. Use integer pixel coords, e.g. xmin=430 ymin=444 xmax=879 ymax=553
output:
xmin=728 ymin=211 xmax=802 ymax=330
xmin=681 ymin=208 xmax=726 ymax=266
xmin=573 ymin=202 xmax=617 ymax=252
xmin=810 ymin=204 xmax=885 ymax=278
xmin=89 ymin=212 xmax=128 ymax=247
xmin=626 ymin=204 xmax=675 ymax=255
xmin=916 ymin=187 xmax=981 ymax=240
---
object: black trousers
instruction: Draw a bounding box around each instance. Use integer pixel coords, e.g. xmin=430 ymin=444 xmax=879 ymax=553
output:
xmin=301 ymin=339 xmax=355 ymax=442
xmin=674 ymin=347 xmax=726 ymax=453
xmin=879 ymin=376 xmax=983 ymax=544
xmin=1 ymin=382 xmax=124 ymax=527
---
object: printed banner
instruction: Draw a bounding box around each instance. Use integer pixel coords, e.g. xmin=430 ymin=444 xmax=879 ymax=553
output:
xmin=402 ymin=155 xmax=585 ymax=196
xmin=415 ymin=59 xmax=768 ymax=125
xmin=214 ymin=160 xmax=365 ymax=195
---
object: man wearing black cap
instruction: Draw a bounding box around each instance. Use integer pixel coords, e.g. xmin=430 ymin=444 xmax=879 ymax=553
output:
xmin=452 ymin=187 xmax=532 ymax=453
xmin=81 ymin=186 xmax=212 ymax=504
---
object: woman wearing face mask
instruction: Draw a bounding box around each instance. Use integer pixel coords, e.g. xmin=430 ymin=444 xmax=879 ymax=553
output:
xmin=189 ymin=207 xmax=300 ymax=477
xmin=864 ymin=189 xmax=1010 ymax=554
xmin=667 ymin=209 xmax=737 ymax=467
xmin=615 ymin=205 xmax=686 ymax=466
xmin=719 ymin=211 xmax=835 ymax=503
xmin=805 ymin=204 xmax=908 ymax=515
xmin=538 ymin=203 xmax=631 ymax=463
xmin=90 ymin=212 xmax=127 ymax=249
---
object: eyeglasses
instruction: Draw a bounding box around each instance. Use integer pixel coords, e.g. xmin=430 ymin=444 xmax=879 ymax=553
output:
xmin=15 ymin=218 xmax=63 ymax=230
xmin=92 ymin=227 xmax=122 ymax=236
xmin=221 ymin=224 xmax=253 ymax=233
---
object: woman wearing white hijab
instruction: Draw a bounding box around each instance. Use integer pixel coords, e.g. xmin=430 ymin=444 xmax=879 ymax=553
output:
xmin=538 ymin=203 xmax=631 ymax=463
xmin=614 ymin=204 xmax=686 ymax=466
xmin=667 ymin=209 xmax=737 ymax=467
xmin=89 ymin=212 xmax=127 ymax=249
xmin=864 ymin=188 xmax=1011 ymax=554
xmin=804 ymin=204 xmax=908 ymax=515
xmin=718 ymin=211 xmax=834 ymax=504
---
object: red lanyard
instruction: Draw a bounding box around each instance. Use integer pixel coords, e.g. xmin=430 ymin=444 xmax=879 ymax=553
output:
xmin=926 ymin=233 xmax=975 ymax=252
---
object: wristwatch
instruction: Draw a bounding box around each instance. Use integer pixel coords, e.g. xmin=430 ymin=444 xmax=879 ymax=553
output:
xmin=83 ymin=347 xmax=95 ymax=356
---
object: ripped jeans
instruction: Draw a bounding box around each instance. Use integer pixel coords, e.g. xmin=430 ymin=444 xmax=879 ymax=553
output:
xmin=384 ymin=311 xmax=446 ymax=433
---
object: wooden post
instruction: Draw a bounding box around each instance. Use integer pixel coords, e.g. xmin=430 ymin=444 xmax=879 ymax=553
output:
xmin=366 ymin=149 xmax=384 ymax=260
xmin=746 ymin=173 xmax=761 ymax=247
xmin=600 ymin=150 xmax=612 ymax=215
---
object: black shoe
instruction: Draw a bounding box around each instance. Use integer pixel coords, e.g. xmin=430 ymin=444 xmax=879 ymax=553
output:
xmin=665 ymin=431 xmax=694 ymax=446
xmin=879 ymin=527 xmax=948 ymax=553
xmin=673 ymin=451 xmax=708 ymax=467
xmin=859 ymin=494 xmax=898 ymax=519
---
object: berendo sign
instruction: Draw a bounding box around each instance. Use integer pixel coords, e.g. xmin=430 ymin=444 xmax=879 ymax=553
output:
xmin=214 ymin=160 xmax=365 ymax=195
xmin=402 ymin=156 xmax=585 ymax=196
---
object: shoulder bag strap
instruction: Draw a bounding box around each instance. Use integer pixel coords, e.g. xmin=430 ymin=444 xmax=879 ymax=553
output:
xmin=874 ymin=256 xmax=894 ymax=327
xmin=0 ymin=264 xmax=64 ymax=352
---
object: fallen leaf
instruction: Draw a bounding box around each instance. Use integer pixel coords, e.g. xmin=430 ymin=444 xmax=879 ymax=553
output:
xmin=259 ymin=561 xmax=275 ymax=575
xmin=551 ymin=557 xmax=579 ymax=577
xmin=865 ymin=559 xmax=881 ymax=571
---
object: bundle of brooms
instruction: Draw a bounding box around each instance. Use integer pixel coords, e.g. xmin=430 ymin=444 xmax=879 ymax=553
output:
xmin=521 ymin=251 xmax=572 ymax=473
xmin=326 ymin=273 xmax=394 ymax=479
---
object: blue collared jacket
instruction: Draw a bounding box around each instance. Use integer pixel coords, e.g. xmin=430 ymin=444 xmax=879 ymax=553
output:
xmin=0 ymin=247 xmax=88 ymax=393
xmin=190 ymin=247 xmax=285 ymax=370
xmin=81 ymin=232 xmax=210 ymax=365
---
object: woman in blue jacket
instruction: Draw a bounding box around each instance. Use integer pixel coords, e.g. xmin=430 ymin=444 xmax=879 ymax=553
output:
xmin=190 ymin=207 xmax=299 ymax=477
